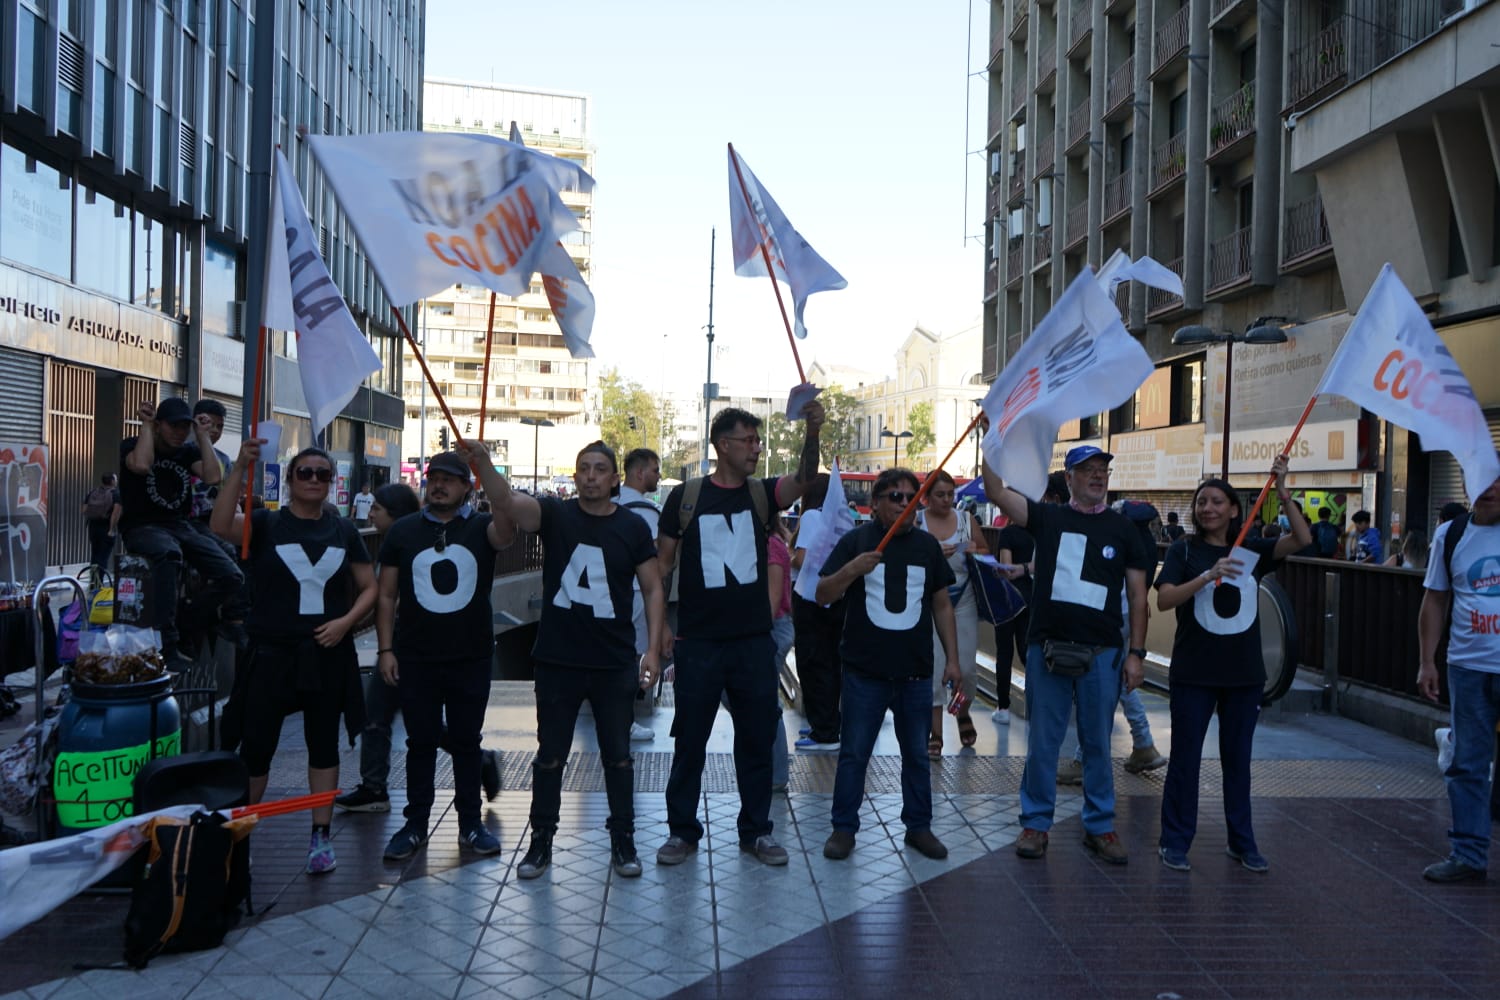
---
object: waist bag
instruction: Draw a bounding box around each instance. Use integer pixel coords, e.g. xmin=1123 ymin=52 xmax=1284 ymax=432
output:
xmin=1042 ymin=639 xmax=1096 ymax=678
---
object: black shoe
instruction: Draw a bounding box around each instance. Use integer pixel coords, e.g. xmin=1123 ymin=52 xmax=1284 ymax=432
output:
xmin=904 ymin=829 xmax=948 ymax=860
xmin=335 ymin=784 xmax=391 ymax=813
xmin=481 ymin=750 xmax=502 ymax=801
xmin=823 ymin=830 xmax=855 ymax=860
xmin=518 ymin=829 xmax=554 ymax=880
xmin=1423 ymin=857 xmax=1487 ymax=883
xmin=611 ymin=833 xmax=642 ymax=878
xmin=383 ymin=823 xmax=429 ymax=862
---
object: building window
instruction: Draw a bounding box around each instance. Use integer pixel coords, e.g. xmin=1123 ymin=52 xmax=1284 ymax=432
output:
xmin=0 ymin=142 xmax=74 ymax=280
xmin=1171 ymin=358 xmax=1204 ymax=424
xmin=203 ymin=240 xmax=239 ymax=337
xmin=76 ymin=184 xmax=132 ymax=299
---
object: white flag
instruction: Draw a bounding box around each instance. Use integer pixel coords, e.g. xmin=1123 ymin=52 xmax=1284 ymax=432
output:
xmin=1317 ymin=264 xmax=1499 ymax=503
xmin=793 ymin=460 xmax=857 ymax=604
xmin=728 ymin=146 xmax=847 ymax=339
xmin=980 ymin=269 xmax=1154 ymax=500
xmin=1095 ymin=248 xmax=1184 ymax=302
xmin=262 ymin=150 xmax=382 ymax=435
xmin=506 ymin=126 xmax=595 ymax=358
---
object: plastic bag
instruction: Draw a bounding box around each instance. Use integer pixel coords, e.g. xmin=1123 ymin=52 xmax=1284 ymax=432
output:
xmin=73 ymin=625 xmax=166 ymax=685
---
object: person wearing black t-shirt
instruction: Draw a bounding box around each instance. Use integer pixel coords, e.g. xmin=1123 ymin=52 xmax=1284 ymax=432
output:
xmin=816 ymin=468 xmax=958 ymax=862
xmin=1154 ymin=457 xmax=1309 ymax=875
xmin=654 ymin=401 xmax=826 ymax=868
xmin=983 ymin=445 xmax=1152 ymax=866
xmin=375 ymin=443 xmax=517 ymax=862
xmin=488 ymin=441 xmax=663 ymax=880
xmin=212 ymin=442 xmax=376 ymax=876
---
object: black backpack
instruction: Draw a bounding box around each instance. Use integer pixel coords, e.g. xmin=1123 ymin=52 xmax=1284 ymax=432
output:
xmin=83 ymin=486 xmax=114 ymax=520
xmin=1312 ymin=521 xmax=1341 ymax=557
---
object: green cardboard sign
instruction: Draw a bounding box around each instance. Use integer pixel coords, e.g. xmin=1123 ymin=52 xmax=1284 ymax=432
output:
xmin=53 ymin=730 xmax=181 ymax=828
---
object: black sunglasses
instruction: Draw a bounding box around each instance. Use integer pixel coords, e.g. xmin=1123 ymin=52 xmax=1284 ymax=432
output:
xmin=294 ymin=466 xmax=334 ymax=483
xmin=880 ymin=491 xmax=916 ymax=505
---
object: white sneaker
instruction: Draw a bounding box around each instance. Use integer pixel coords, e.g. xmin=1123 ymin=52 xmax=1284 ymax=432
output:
xmin=630 ymin=722 xmax=655 ymax=742
xmin=991 ymin=708 xmax=1011 ymax=724
xmin=1435 ymin=727 xmax=1454 ymax=773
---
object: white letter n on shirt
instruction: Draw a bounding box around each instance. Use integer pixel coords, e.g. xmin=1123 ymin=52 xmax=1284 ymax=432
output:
xmin=698 ymin=511 xmax=759 ymax=589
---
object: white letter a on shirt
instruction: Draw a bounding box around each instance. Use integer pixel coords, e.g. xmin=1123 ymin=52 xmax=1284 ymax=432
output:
xmin=553 ymin=544 xmax=615 ymax=618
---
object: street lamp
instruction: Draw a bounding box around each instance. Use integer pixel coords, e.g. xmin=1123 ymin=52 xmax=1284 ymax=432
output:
xmin=1172 ymin=316 xmax=1291 ymax=480
xmin=880 ymin=428 xmax=914 ymax=467
xmin=519 ymin=416 xmax=555 ymax=493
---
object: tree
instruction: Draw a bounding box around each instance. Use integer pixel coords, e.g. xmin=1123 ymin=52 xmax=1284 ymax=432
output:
xmin=817 ymin=384 xmax=862 ymax=471
xmin=597 ymin=368 xmax=694 ymax=478
xmin=906 ymin=401 xmax=935 ymax=469
xmin=763 ymin=412 xmax=798 ymax=477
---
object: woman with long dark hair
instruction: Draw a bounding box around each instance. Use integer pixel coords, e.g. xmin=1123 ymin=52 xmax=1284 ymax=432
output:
xmin=1153 ymin=455 xmax=1310 ymax=874
xmin=916 ymin=469 xmax=988 ymax=754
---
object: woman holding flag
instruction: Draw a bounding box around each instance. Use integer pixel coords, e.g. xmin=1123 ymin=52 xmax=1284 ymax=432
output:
xmin=916 ymin=470 xmax=989 ymax=754
xmin=1152 ymin=455 xmax=1310 ymax=874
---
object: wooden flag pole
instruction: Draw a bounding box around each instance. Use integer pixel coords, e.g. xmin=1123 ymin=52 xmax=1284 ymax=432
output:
xmin=240 ymin=325 xmax=269 ymax=559
xmin=478 ymin=291 xmax=497 ymax=441
xmin=727 ymin=143 xmax=806 ymax=385
xmin=389 ymin=305 xmax=465 ymax=446
xmin=1228 ymin=392 xmax=1320 ymax=551
xmin=876 ymin=410 xmax=986 ymax=553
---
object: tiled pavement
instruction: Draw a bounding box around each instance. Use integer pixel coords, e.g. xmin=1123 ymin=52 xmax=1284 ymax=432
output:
xmin=3 ymin=678 xmax=1496 ymax=1000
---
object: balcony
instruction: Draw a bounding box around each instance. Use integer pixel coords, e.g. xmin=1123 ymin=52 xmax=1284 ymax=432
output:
xmin=988 ymin=181 xmax=1006 ymax=218
xmin=1037 ymin=42 xmax=1058 ymax=94
xmin=1104 ymin=0 xmax=1132 ymax=13
xmin=985 ymin=260 xmax=1000 ymax=300
xmin=1066 ymin=100 xmax=1092 ymax=154
xmin=1006 ymin=236 xmax=1025 ymax=286
xmin=1146 ymin=256 xmax=1184 ymax=316
xmin=1150 ymin=131 xmax=1186 ymax=194
xmin=1104 ymin=56 xmax=1134 ymax=120
xmin=1208 ymin=226 xmax=1253 ymax=292
xmin=1068 ymin=0 xmax=1092 ymax=55
xmin=1034 ymin=132 xmax=1056 ymax=178
xmin=989 ymin=95 xmax=1008 ymax=142
xmin=1208 ymin=83 xmax=1255 ymax=160
xmin=1286 ymin=2 xmax=1461 ymax=113
xmin=1009 ymin=167 xmax=1026 ymax=203
xmin=1283 ymin=193 xmax=1333 ymax=268
xmin=1153 ymin=4 xmax=1190 ymax=76
xmin=1034 ymin=226 xmax=1053 ymax=267
xmin=1115 ymin=283 xmax=1132 ymax=328
xmin=1286 ymin=18 xmax=1347 ymax=111
xmin=1103 ymin=170 xmax=1131 ymax=223
xmin=1064 ymin=200 xmax=1089 ymax=249
xmin=1210 ymin=0 xmax=1254 ymax=29
xmin=1012 ymin=77 xmax=1027 ymax=117
xmin=1011 ymin=1 xmax=1029 ymax=39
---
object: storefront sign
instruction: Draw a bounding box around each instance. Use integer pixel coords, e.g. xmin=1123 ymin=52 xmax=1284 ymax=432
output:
xmin=201 ymin=331 xmax=245 ymax=396
xmin=1110 ymin=425 xmax=1205 ymax=491
xmin=0 ymin=443 xmax=48 ymax=586
xmin=1135 ymin=367 xmax=1172 ymax=430
xmin=1205 ymin=417 xmax=1362 ymax=475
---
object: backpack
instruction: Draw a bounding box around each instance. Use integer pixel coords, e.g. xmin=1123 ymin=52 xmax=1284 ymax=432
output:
xmin=1312 ymin=521 xmax=1340 ymax=557
xmin=675 ymin=476 xmax=770 ymax=541
xmin=83 ymin=486 xmax=114 ymax=520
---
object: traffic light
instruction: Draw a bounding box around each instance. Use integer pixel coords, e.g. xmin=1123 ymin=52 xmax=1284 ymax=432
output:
xmin=628 ymin=415 xmax=637 ymax=430
xmin=439 ymin=426 xmax=450 ymax=449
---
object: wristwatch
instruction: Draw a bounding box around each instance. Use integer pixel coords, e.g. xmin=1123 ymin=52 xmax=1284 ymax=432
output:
xmin=1128 ymin=647 xmax=1148 ymax=659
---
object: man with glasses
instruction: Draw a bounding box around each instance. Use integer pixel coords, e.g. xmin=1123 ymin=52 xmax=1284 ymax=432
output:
xmin=655 ymin=402 xmax=825 ymax=867
xmin=982 ymin=445 xmax=1152 ymax=865
xmin=816 ymin=468 xmax=960 ymax=861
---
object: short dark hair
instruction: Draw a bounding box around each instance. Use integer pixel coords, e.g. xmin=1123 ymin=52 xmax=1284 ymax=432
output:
xmin=576 ymin=440 xmax=618 ymax=473
xmin=624 ymin=447 xmax=659 ymax=476
xmin=373 ymin=482 xmax=420 ymax=519
xmin=1352 ymin=509 xmax=1372 ymax=525
xmin=101 ymin=473 xmax=116 ymax=485
xmin=193 ymin=398 xmax=227 ymax=419
xmin=1166 ymin=511 xmax=1178 ymax=523
xmin=1439 ymin=501 xmax=1467 ymax=524
xmin=873 ymin=467 xmax=919 ymax=499
xmin=1318 ymin=507 xmax=1332 ymax=521
xmin=1043 ymin=471 xmax=1069 ymax=504
xmin=710 ymin=407 xmax=762 ymax=445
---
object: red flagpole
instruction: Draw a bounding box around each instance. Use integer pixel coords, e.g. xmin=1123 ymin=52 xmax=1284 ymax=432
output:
xmin=240 ymin=325 xmax=268 ymax=559
xmin=727 ymin=143 xmax=807 ymax=385
xmin=389 ymin=306 xmax=464 ymax=446
xmin=876 ymin=410 xmax=986 ymax=552
xmin=478 ymin=291 xmax=497 ymax=441
xmin=1228 ymin=392 xmax=1320 ymax=550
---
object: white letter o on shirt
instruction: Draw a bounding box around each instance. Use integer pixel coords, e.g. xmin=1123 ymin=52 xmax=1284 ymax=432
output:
xmin=412 ymin=545 xmax=479 ymax=613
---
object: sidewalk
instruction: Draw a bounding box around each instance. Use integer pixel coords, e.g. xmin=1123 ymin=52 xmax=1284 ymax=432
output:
xmin=5 ymin=668 xmax=1489 ymax=1000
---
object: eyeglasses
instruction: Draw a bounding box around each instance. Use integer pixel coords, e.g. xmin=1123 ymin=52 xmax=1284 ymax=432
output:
xmin=294 ymin=466 xmax=334 ymax=483
xmin=720 ymin=435 xmax=762 ymax=447
xmin=434 ymin=527 xmax=447 ymax=553
xmin=880 ymin=491 xmax=916 ymax=505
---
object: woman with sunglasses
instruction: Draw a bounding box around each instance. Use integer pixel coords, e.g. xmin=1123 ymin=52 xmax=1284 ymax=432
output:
xmin=212 ymin=441 xmax=376 ymax=875
xmin=916 ymin=470 xmax=989 ymax=755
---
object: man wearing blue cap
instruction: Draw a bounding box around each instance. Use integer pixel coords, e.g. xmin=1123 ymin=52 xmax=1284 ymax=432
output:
xmin=982 ymin=444 xmax=1153 ymax=865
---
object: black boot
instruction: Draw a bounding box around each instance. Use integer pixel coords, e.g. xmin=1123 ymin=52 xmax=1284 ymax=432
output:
xmin=611 ymin=832 xmax=642 ymax=878
xmin=517 ymin=829 xmax=554 ymax=880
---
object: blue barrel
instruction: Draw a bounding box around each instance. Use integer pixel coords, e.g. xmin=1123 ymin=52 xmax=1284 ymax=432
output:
xmin=53 ymin=675 xmax=181 ymax=832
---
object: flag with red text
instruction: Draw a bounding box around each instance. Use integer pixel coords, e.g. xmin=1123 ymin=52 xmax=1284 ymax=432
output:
xmin=979 ymin=269 xmax=1154 ymax=500
xmin=1316 ymin=264 xmax=1499 ymax=502
xmin=727 ymin=146 xmax=847 ymax=339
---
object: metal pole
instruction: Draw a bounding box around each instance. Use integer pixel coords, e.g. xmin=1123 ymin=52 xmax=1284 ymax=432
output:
xmin=892 ymin=438 xmax=898 ymax=467
xmin=703 ymin=228 xmax=716 ymax=475
xmin=1322 ymin=571 xmax=1340 ymax=715
xmin=533 ymin=420 xmax=541 ymax=493
xmin=1222 ymin=337 xmax=1234 ymax=482
xmin=418 ymin=300 xmax=427 ymax=482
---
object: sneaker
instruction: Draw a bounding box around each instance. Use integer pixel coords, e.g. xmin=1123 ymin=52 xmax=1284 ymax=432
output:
xmin=1435 ymin=727 xmax=1455 ymax=773
xmin=1083 ymin=831 xmax=1129 ymax=865
xmin=991 ymin=708 xmax=1011 ymax=724
xmin=823 ymin=830 xmax=855 ymax=860
xmin=1226 ymin=845 xmax=1269 ymax=873
xmin=306 ymin=830 xmax=337 ymax=875
xmin=904 ymin=830 xmax=948 ymax=860
xmin=799 ymin=725 xmax=812 ymax=737
xmin=1159 ymin=846 xmax=1191 ymax=872
xmin=795 ymin=737 xmax=840 ymax=752
xmin=610 ymin=833 xmax=642 ymax=878
xmin=741 ymin=835 xmax=789 ymax=866
xmin=1056 ymin=759 xmax=1084 ymax=785
xmin=460 ymin=826 xmax=503 ymax=855
xmin=630 ymin=722 xmax=655 ymax=742
xmin=481 ymin=750 xmax=502 ymax=801
xmin=1422 ymin=857 xmax=1486 ymax=883
xmin=1014 ymin=828 xmax=1048 ymax=859
xmin=1124 ymin=745 xmax=1168 ymax=774
xmin=383 ymin=823 xmax=429 ymax=862
xmin=656 ymin=835 xmax=698 ymax=866
xmin=518 ymin=830 xmax=554 ymax=879
xmin=335 ymin=784 xmax=391 ymax=813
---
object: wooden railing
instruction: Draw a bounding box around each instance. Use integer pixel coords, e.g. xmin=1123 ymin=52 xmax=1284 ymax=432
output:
xmin=1103 ymin=170 xmax=1131 ymax=222
xmin=1154 ymin=4 xmax=1190 ymax=73
xmin=1105 ymin=56 xmax=1134 ymax=115
xmin=1284 ymin=193 xmax=1333 ymax=264
xmin=1210 ymin=83 xmax=1255 ymax=156
xmin=1208 ymin=225 xmax=1253 ymax=290
xmin=1150 ymin=131 xmax=1187 ymax=192
xmin=1147 ymin=256 xmax=1184 ymax=313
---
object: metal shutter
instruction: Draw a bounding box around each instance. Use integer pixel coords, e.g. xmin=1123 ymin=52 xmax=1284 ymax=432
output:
xmin=0 ymin=349 xmax=46 ymax=441
xmin=47 ymin=363 xmax=97 ymax=567
xmin=1428 ymin=411 xmax=1500 ymax=532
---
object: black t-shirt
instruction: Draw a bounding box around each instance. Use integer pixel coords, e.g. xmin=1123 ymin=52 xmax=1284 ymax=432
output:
xmin=379 ymin=508 xmax=499 ymax=661
xmin=118 ymin=438 xmax=203 ymax=529
xmin=821 ymin=522 xmax=954 ymax=679
xmin=659 ymin=476 xmax=784 ymax=640
xmin=995 ymin=523 xmax=1036 ymax=602
xmin=1155 ymin=535 xmax=1279 ymax=687
xmin=532 ymin=497 xmax=657 ymax=669
xmin=244 ymin=507 xmax=370 ymax=642
xmin=1024 ymin=499 xmax=1153 ymax=648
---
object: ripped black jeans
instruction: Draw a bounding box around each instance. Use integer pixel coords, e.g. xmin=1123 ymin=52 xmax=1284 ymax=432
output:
xmin=530 ymin=662 xmax=638 ymax=834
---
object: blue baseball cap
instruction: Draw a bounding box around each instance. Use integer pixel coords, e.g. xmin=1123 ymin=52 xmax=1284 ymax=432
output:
xmin=1064 ymin=445 xmax=1113 ymax=471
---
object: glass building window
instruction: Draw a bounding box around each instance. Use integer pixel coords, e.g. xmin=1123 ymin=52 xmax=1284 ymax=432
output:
xmin=76 ymin=184 xmax=132 ymax=298
xmin=0 ymin=143 xmax=74 ymax=279
xmin=203 ymin=239 xmax=239 ymax=337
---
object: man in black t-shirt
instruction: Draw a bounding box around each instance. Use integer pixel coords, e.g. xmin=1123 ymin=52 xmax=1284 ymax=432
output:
xmin=816 ymin=468 xmax=958 ymax=862
xmin=983 ymin=445 xmax=1152 ymax=866
xmin=488 ymin=441 xmax=663 ymax=880
xmin=375 ymin=444 xmax=516 ymax=862
xmin=118 ymin=397 xmax=243 ymax=662
xmin=654 ymin=401 xmax=826 ymax=868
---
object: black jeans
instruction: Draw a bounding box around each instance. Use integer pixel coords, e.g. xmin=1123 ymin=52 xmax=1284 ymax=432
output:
xmin=398 ymin=655 xmax=489 ymax=830
xmin=991 ymin=606 xmax=1030 ymax=710
xmin=86 ymin=519 xmax=115 ymax=570
xmin=531 ymin=663 xmax=637 ymax=834
xmin=664 ymin=634 xmax=777 ymax=845
xmin=792 ymin=595 xmax=845 ymax=743
xmin=122 ymin=520 xmax=244 ymax=653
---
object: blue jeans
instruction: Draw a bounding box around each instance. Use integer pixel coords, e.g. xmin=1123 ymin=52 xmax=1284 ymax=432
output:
xmin=1443 ymin=664 xmax=1500 ymax=869
xmin=831 ymin=670 xmax=932 ymax=834
xmin=1068 ymin=683 xmax=1154 ymax=761
xmin=1020 ymin=643 xmax=1121 ymax=835
xmin=1159 ymin=682 xmax=1261 ymax=855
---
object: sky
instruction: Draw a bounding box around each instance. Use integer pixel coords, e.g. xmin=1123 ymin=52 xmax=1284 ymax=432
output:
xmin=423 ymin=0 xmax=991 ymax=400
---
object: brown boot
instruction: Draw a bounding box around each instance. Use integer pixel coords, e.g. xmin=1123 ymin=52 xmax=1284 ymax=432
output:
xmin=1014 ymin=828 xmax=1049 ymax=859
xmin=1124 ymin=745 xmax=1167 ymax=774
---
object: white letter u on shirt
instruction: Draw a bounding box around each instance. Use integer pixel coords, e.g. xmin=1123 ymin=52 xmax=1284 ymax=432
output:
xmin=865 ymin=564 xmax=926 ymax=631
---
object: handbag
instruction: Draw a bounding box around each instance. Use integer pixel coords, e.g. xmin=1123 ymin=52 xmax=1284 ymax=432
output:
xmin=966 ymin=555 xmax=1026 ymax=625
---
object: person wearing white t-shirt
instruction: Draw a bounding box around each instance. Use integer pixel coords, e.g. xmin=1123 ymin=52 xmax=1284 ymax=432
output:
xmin=352 ymin=484 xmax=375 ymax=526
xmin=1417 ymin=461 xmax=1500 ymax=883
xmin=617 ymin=448 xmax=662 ymax=742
